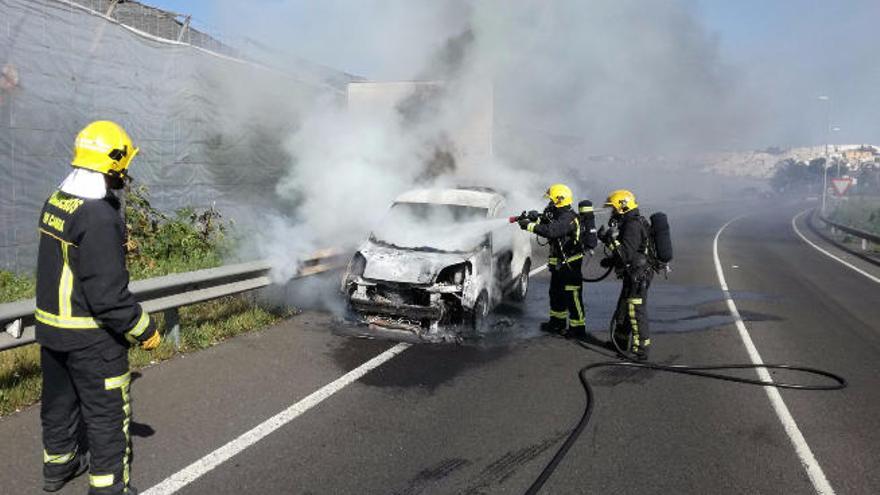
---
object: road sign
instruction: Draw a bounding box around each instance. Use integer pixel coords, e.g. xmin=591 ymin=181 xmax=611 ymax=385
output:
xmin=831 ymin=177 xmax=852 ymax=196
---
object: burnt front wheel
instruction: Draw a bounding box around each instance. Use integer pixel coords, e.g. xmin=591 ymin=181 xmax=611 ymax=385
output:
xmin=467 ymin=291 xmax=490 ymax=337
xmin=511 ymin=259 xmax=531 ymax=302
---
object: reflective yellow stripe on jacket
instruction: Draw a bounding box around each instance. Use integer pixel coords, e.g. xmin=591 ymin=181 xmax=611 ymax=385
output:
xmin=58 ymin=243 xmax=74 ymax=318
xmin=125 ymin=311 xmax=151 ymax=343
xmin=37 ymin=231 xmax=99 ymax=330
xmin=35 ymin=308 xmax=99 ymax=329
xmin=548 ymin=253 xmax=584 ymax=266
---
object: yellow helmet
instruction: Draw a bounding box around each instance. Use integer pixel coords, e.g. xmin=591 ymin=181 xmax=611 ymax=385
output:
xmin=544 ymin=183 xmax=573 ymax=207
xmin=71 ymin=120 xmax=139 ymax=177
xmin=604 ymin=189 xmax=638 ymax=214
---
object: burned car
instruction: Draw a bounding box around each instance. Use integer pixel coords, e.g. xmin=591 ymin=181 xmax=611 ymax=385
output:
xmin=341 ymin=187 xmax=532 ymax=341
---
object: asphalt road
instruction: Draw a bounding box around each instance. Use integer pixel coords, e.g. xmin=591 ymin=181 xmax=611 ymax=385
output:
xmin=1 ymin=200 xmax=878 ymax=494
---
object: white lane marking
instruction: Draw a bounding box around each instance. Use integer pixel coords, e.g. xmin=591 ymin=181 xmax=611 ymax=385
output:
xmin=143 ymin=342 xmax=411 ymax=495
xmin=791 ymin=209 xmax=880 ymax=285
xmin=530 ymin=264 xmax=548 ymax=277
xmin=713 ymin=217 xmax=836 ymax=495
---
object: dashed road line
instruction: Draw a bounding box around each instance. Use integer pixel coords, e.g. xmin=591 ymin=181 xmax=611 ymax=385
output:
xmin=143 ymin=342 xmax=411 ymax=495
xmin=714 ymin=216 xmax=836 ymax=495
xmin=791 ymin=209 xmax=880 ymax=285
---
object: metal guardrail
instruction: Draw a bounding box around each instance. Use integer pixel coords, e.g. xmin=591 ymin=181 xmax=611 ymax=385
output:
xmin=809 ymin=210 xmax=880 ymax=268
xmin=817 ymin=211 xmax=880 ymax=245
xmin=0 ymin=249 xmax=347 ymax=352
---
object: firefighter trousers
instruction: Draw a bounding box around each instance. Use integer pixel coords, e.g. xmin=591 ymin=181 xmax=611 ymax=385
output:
xmin=41 ymin=339 xmax=133 ymax=495
xmin=549 ymin=258 xmax=585 ymax=331
xmin=613 ymin=270 xmax=653 ymax=354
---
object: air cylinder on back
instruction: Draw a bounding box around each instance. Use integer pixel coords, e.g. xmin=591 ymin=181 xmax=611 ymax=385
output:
xmin=578 ymin=200 xmax=598 ymax=249
xmin=649 ymin=212 xmax=673 ymax=263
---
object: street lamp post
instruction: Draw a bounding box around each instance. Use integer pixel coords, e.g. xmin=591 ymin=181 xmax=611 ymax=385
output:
xmin=818 ymin=95 xmax=831 ymax=214
xmin=822 ymin=164 xmax=830 ymax=214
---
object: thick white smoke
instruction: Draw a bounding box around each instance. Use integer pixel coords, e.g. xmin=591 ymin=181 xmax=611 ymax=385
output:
xmin=215 ymin=0 xmax=759 ymax=280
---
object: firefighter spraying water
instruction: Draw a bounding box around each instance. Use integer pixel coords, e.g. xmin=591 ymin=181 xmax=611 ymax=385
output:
xmin=513 ymin=184 xmax=589 ymax=339
xmin=511 ymin=186 xmax=673 ymax=359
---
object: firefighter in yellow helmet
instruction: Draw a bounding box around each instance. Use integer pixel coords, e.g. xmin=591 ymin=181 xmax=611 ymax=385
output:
xmin=36 ymin=121 xmax=159 ymax=495
xmin=599 ymin=189 xmax=652 ymax=360
xmin=518 ymin=184 xmax=586 ymax=338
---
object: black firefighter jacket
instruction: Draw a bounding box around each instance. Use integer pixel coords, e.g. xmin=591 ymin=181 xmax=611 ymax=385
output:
xmin=610 ymin=209 xmax=650 ymax=271
xmin=527 ymin=205 xmax=584 ymax=267
xmin=35 ymin=190 xmax=155 ymax=351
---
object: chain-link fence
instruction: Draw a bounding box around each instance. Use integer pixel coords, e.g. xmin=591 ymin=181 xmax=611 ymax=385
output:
xmin=68 ymin=0 xmax=243 ymax=56
xmin=0 ymin=0 xmax=348 ymax=272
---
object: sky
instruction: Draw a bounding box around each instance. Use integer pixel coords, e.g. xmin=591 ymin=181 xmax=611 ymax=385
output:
xmin=144 ymin=0 xmax=879 ymax=149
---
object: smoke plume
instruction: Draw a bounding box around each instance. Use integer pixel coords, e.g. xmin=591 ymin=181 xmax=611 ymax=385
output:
xmin=211 ymin=0 xmax=766 ymax=282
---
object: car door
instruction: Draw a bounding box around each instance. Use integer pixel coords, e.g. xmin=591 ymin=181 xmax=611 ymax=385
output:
xmin=489 ymin=198 xmax=516 ymax=298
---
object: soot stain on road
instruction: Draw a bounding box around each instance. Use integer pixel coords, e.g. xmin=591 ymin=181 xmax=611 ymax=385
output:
xmin=324 ymin=333 xmax=398 ymax=372
xmin=394 ymin=458 xmax=473 ymax=495
xmin=462 ymin=430 xmax=569 ymax=494
xmin=353 ymin=343 xmax=510 ymax=392
xmin=590 ymin=354 xmax=684 ymax=387
xmin=641 ymin=284 xmax=780 ymax=334
xmin=735 ymin=422 xmax=786 ymax=449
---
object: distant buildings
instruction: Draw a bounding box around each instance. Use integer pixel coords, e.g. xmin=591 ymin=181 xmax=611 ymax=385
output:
xmin=699 ymin=144 xmax=880 ymax=178
xmin=841 ymin=145 xmax=879 ymax=165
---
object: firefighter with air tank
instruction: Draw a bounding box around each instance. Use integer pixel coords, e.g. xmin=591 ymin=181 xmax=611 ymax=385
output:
xmin=36 ymin=120 xmax=159 ymax=495
xmin=516 ymin=184 xmax=589 ymax=339
xmin=599 ymin=189 xmax=672 ymax=360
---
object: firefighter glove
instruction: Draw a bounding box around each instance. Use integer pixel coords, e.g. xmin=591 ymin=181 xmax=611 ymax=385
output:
xmin=518 ymin=218 xmax=531 ymax=230
xmin=141 ymin=328 xmax=161 ymax=351
xmin=598 ymin=225 xmax=613 ymax=244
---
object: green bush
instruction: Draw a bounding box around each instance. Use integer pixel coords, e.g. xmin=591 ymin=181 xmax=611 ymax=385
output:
xmin=1 ymin=185 xmax=230 ymax=300
xmin=124 ymin=185 xmax=230 ymax=279
xmin=829 ymin=197 xmax=880 ymax=235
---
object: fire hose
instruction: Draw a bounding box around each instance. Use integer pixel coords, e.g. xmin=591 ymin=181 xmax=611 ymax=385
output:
xmin=581 ymin=251 xmax=613 ymax=283
xmin=523 ymin=309 xmax=847 ymax=495
xmin=508 ymin=212 xmax=846 ymax=493
xmin=524 ymin=351 xmax=846 ymax=494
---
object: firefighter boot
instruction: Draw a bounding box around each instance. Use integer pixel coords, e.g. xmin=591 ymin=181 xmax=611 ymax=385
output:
xmin=540 ymin=319 xmax=566 ymax=334
xmin=43 ymin=451 xmax=89 ymax=492
xmin=565 ymin=326 xmax=587 ymax=340
xmin=632 ymin=341 xmax=650 ymax=361
xmin=90 ymin=483 xmax=139 ymax=495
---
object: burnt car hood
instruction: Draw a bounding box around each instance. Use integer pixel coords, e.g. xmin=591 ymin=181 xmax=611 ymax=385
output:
xmin=360 ymin=242 xmax=470 ymax=285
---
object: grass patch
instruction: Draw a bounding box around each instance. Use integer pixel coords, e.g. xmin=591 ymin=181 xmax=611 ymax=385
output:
xmin=0 ymin=345 xmax=42 ymax=415
xmin=0 ymin=271 xmax=35 ymax=304
xmin=0 ymin=295 xmax=290 ymax=416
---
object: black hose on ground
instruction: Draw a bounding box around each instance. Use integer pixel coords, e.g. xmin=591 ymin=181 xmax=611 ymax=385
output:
xmin=523 ymin=340 xmax=848 ymax=495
